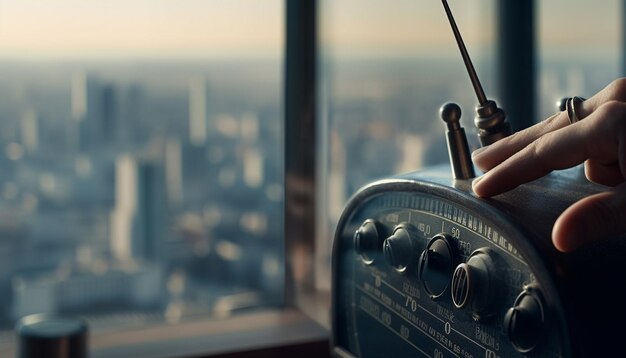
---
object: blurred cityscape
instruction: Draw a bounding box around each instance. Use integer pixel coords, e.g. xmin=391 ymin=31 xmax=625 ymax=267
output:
xmin=0 ymin=60 xmax=284 ymax=337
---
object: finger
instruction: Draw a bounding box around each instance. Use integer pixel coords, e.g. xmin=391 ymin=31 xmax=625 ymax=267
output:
xmin=472 ymin=111 xmax=569 ymax=171
xmin=473 ymin=101 xmax=625 ymax=197
xmin=473 ymin=120 xmax=592 ymax=197
xmin=552 ymin=182 xmax=626 ymax=252
xmin=584 ymin=160 xmax=625 ymax=186
xmin=473 ymin=80 xmax=619 ymax=172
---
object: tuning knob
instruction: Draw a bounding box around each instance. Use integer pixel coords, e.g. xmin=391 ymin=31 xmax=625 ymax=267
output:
xmin=382 ymin=223 xmax=421 ymax=273
xmin=353 ymin=219 xmax=385 ymax=265
xmin=451 ymin=249 xmax=495 ymax=318
xmin=418 ymin=234 xmax=459 ymax=299
xmin=504 ymin=286 xmax=546 ymax=353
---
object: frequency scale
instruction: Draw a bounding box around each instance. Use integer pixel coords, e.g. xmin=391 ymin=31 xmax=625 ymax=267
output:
xmin=331 ymin=2 xmax=626 ymax=357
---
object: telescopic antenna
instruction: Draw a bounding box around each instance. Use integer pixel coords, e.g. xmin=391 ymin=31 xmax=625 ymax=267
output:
xmin=440 ymin=0 xmax=511 ymax=146
xmin=441 ymin=0 xmax=487 ymax=105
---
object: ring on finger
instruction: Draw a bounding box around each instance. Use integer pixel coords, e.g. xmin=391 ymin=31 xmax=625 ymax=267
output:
xmin=566 ymin=96 xmax=585 ymax=124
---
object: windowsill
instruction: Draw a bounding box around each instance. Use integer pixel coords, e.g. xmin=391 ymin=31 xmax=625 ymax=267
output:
xmin=2 ymin=309 xmax=329 ymax=358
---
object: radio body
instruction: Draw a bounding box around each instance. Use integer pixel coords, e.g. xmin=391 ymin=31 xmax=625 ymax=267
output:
xmin=331 ymin=165 xmax=626 ymax=357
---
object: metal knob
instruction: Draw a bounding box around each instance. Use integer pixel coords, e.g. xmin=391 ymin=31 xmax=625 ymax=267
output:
xmin=440 ymin=103 xmax=475 ymax=179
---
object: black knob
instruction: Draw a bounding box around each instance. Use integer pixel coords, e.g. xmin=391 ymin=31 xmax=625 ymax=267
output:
xmin=504 ymin=287 xmax=546 ymax=354
xmin=451 ymin=249 xmax=495 ymax=318
xmin=16 ymin=314 xmax=88 ymax=358
xmin=382 ymin=223 xmax=420 ymax=273
xmin=418 ymin=234 xmax=459 ymax=299
xmin=353 ymin=219 xmax=384 ymax=264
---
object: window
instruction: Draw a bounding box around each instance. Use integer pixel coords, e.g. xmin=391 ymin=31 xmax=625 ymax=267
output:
xmin=0 ymin=1 xmax=288 ymax=355
xmin=538 ymin=0 xmax=621 ymax=118
xmin=317 ymin=0 xmax=496 ymax=297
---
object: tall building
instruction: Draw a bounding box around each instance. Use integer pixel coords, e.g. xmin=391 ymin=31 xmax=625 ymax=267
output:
xmin=188 ymin=77 xmax=209 ymax=147
xmin=110 ymin=155 xmax=166 ymax=262
xmin=20 ymin=109 xmax=39 ymax=154
xmin=70 ymin=72 xmax=98 ymax=151
xmin=70 ymin=72 xmax=120 ymax=151
xmin=119 ymin=84 xmax=145 ymax=146
xmin=101 ymin=84 xmax=118 ymax=145
xmin=164 ymin=138 xmax=183 ymax=207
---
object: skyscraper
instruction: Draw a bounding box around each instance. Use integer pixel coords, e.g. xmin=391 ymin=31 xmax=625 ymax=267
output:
xmin=70 ymin=72 xmax=120 ymax=152
xmin=70 ymin=72 xmax=98 ymax=152
xmin=20 ymin=109 xmax=39 ymax=154
xmin=110 ymin=155 xmax=165 ymax=262
xmin=188 ymin=77 xmax=209 ymax=147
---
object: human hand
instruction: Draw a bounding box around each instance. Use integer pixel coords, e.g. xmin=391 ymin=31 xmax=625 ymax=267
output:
xmin=471 ymin=78 xmax=626 ymax=252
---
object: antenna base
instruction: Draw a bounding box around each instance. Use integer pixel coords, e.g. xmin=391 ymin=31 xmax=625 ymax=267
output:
xmin=477 ymin=123 xmax=511 ymax=146
xmin=474 ymin=100 xmax=511 ymax=146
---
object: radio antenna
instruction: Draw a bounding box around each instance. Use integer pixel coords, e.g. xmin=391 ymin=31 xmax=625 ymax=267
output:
xmin=441 ymin=0 xmax=511 ymax=146
xmin=441 ymin=0 xmax=487 ymax=105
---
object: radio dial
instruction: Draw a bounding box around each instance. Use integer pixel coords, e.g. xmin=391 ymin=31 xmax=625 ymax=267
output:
xmin=353 ymin=219 xmax=384 ymax=265
xmin=504 ymin=286 xmax=546 ymax=353
xmin=451 ymin=249 xmax=495 ymax=318
xmin=418 ymin=234 xmax=459 ymax=299
xmin=382 ymin=223 xmax=420 ymax=273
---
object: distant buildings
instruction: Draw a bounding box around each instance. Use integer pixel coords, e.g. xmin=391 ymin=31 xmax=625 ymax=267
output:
xmin=0 ymin=62 xmax=284 ymax=329
xmin=12 ymin=263 xmax=162 ymax=320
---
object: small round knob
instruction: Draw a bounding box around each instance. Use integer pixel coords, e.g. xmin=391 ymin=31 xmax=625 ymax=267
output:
xmin=353 ymin=219 xmax=384 ymax=264
xmin=440 ymin=102 xmax=462 ymax=130
xmin=451 ymin=249 xmax=495 ymax=318
xmin=504 ymin=287 xmax=546 ymax=354
xmin=382 ymin=224 xmax=420 ymax=273
xmin=418 ymin=234 xmax=459 ymax=299
xmin=16 ymin=314 xmax=88 ymax=358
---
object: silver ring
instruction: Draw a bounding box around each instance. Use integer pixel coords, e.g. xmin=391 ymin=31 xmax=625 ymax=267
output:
xmin=566 ymin=96 xmax=584 ymax=124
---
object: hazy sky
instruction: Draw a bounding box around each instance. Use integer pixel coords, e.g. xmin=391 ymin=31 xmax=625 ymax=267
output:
xmin=0 ymin=0 xmax=284 ymax=58
xmin=0 ymin=0 xmax=620 ymax=59
xmin=323 ymin=0 xmax=621 ymax=60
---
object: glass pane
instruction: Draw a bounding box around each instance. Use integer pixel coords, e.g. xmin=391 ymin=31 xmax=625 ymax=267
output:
xmin=538 ymin=0 xmax=620 ymax=118
xmin=0 ymin=0 xmax=283 ymax=350
xmin=318 ymin=0 xmax=495 ymax=290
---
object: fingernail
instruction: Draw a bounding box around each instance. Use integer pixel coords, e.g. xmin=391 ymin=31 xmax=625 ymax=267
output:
xmin=552 ymin=223 xmax=583 ymax=253
xmin=471 ymin=146 xmax=488 ymax=159
xmin=471 ymin=176 xmax=484 ymax=195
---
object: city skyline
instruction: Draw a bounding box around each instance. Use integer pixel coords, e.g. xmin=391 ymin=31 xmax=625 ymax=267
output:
xmin=0 ymin=59 xmax=284 ymax=340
